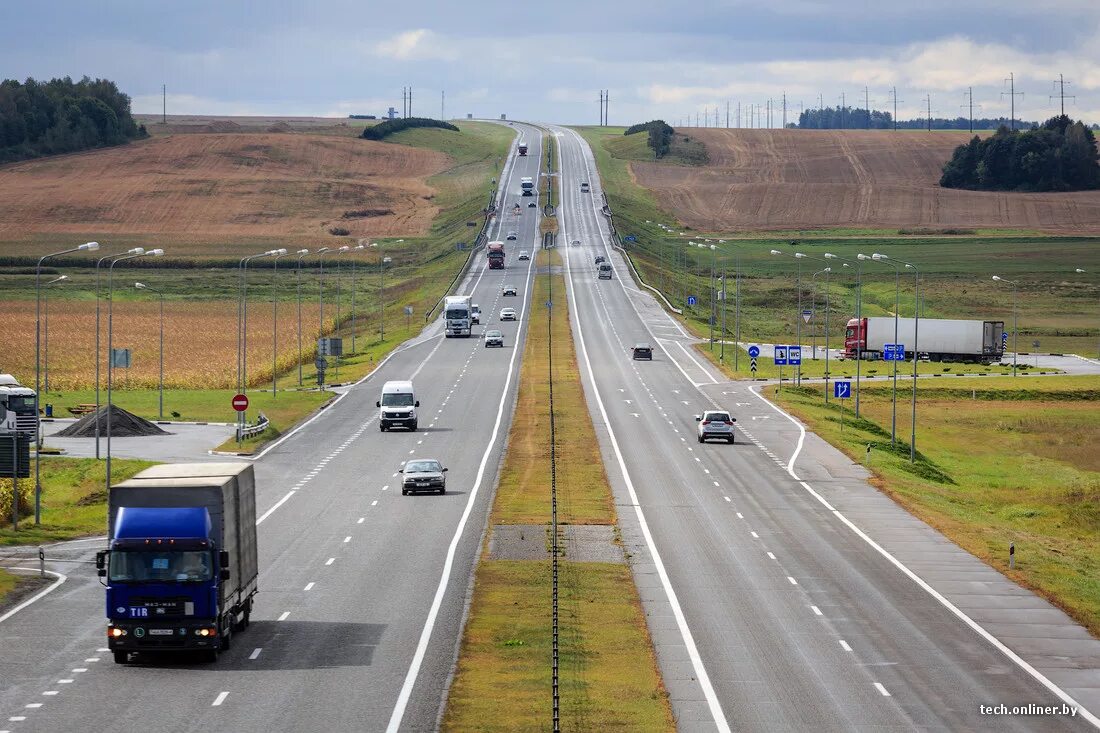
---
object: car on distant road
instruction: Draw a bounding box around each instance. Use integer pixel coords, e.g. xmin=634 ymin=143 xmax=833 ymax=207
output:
xmin=484 ymin=329 xmax=504 ymax=348
xmin=594 ymin=255 xmax=605 ymax=264
xmin=506 ymin=232 xmax=518 ymax=241
xmin=580 ymin=182 xmax=590 ymax=192
xmin=500 ymin=307 xmax=517 ymax=321
xmin=528 ymin=201 xmax=537 ymax=208
xmin=471 ymin=304 xmax=481 ymax=324
xmin=696 ymin=410 xmax=736 ymax=444
xmin=400 ymin=458 xmax=448 ymax=495
xmin=571 ymin=239 xmax=581 ymax=246
xmin=518 ymin=251 xmax=530 ymax=260
xmin=502 ymin=286 xmax=517 ymax=296
xmin=632 ymin=343 xmax=653 ymax=360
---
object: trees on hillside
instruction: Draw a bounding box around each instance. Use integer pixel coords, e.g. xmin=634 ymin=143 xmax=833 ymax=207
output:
xmin=360 ymin=117 xmax=459 ymax=140
xmin=0 ymin=76 xmax=145 ymax=163
xmin=625 ymin=120 xmax=673 ymax=158
xmin=940 ymin=116 xmax=1100 ymax=191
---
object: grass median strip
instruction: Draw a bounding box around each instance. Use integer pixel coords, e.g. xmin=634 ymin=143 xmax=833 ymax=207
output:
xmin=443 ymin=250 xmax=673 ymax=731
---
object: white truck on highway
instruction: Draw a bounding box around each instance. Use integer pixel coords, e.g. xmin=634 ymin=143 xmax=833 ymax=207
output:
xmin=444 ymin=295 xmax=473 ymax=337
xmin=377 ymin=380 xmax=419 ymax=432
xmin=844 ymin=317 xmax=1005 ymax=363
xmin=520 ymin=176 xmax=534 ymax=197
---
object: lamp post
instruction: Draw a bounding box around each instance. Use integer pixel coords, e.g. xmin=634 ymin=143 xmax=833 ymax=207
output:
xmin=237 ymin=250 xmax=279 ymax=443
xmin=316 ymin=246 xmax=332 ymax=336
xmin=34 ymin=241 xmax=99 ymax=525
xmin=43 ymin=275 xmax=68 ymax=392
xmin=94 ymin=247 xmax=143 ymax=459
xmin=380 ymin=254 xmax=392 ymax=342
xmin=992 ymin=275 xmax=1018 ymax=377
xmin=771 ymin=250 xmax=818 ymax=385
xmin=898 ymin=259 xmax=920 ymax=462
xmin=826 ymin=252 xmax=864 ymax=418
xmin=704 ymin=243 xmax=717 ymax=350
xmin=1075 ymin=269 xmax=1097 ymax=360
xmin=871 ymin=254 xmax=901 ymax=446
xmin=295 ymin=249 xmax=310 ymax=386
xmin=107 ymin=249 xmax=163 ymax=491
xmin=332 ymin=246 xmax=350 ymax=380
xmin=133 ymin=283 xmax=164 ymax=420
xmin=350 ymin=243 xmax=366 ymax=353
xmin=811 ymin=268 xmax=828 ymax=361
xmin=271 ymin=249 xmax=288 ymax=397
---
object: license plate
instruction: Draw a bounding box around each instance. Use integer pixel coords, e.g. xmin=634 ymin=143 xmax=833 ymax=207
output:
xmin=149 ymin=628 xmax=175 ymax=636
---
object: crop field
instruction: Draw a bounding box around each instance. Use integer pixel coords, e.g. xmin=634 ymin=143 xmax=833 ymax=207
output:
xmin=627 ymin=128 xmax=1100 ymax=234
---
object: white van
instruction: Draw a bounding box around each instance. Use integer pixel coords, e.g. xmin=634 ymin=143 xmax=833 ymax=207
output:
xmin=377 ymin=380 xmax=419 ymax=432
xmin=598 ymin=262 xmax=613 ymax=280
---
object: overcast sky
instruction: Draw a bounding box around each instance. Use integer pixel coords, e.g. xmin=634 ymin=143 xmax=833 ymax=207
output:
xmin=4 ymin=0 xmax=1100 ymax=126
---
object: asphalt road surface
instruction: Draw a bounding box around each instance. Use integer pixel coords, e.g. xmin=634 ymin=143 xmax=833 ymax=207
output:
xmin=549 ymin=123 xmax=1097 ymax=732
xmin=0 ymin=124 xmax=544 ymax=733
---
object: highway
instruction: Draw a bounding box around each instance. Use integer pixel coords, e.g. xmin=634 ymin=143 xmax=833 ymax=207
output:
xmin=550 ymin=124 xmax=1097 ymax=732
xmin=0 ymin=124 xmax=544 ymax=733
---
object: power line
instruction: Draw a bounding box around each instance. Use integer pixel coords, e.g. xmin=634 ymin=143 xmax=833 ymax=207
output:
xmin=1050 ymin=74 xmax=1075 ymax=117
xmin=1002 ymin=73 xmax=1024 ymax=131
xmin=888 ymin=87 xmax=903 ymax=131
xmin=961 ymin=87 xmax=982 ymax=134
xmin=782 ymin=92 xmax=787 ymax=128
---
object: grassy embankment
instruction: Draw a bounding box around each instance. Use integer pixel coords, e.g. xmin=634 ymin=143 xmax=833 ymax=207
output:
xmin=443 ymin=250 xmax=672 ymax=731
xmin=0 ymin=457 xmax=154 ymax=546
xmin=761 ymin=375 xmax=1100 ymax=637
xmin=573 ymin=125 xmax=1100 ymax=357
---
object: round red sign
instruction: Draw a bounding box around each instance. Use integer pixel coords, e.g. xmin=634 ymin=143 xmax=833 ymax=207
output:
xmin=232 ymin=394 xmax=249 ymax=412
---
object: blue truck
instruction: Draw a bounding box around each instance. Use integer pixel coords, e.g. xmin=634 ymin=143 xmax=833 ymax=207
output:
xmin=97 ymin=463 xmax=259 ymax=664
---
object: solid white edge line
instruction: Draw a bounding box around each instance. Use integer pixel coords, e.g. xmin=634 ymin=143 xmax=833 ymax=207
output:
xmin=748 ymin=384 xmax=1100 ymax=728
xmin=556 ymin=127 xmax=731 ymax=733
xmin=873 ymin=683 xmax=891 ymax=697
xmin=385 ymin=129 xmax=541 ymax=733
xmin=0 ymin=568 xmax=66 ymax=625
xmin=255 ymin=490 xmax=296 ymax=526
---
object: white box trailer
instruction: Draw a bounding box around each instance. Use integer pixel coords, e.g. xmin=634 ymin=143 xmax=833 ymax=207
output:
xmin=845 ymin=317 xmax=1004 ymax=363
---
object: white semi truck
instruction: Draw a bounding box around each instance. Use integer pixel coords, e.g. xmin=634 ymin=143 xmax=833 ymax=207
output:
xmin=444 ymin=295 xmax=473 ymax=337
xmin=844 ymin=317 xmax=1005 ymax=363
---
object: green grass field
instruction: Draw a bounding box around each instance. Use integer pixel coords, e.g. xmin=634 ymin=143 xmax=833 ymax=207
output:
xmin=573 ymin=126 xmax=1100 ymax=356
xmin=0 ymin=569 xmax=15 ymax=605
xmin=772 ymin=375 xmax=1100 ymax=637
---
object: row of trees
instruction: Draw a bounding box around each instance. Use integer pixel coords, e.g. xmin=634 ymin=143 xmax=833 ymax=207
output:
xmin=625 ymin=120 xmax=674 ymax=158
xmin=940 ymin=116 xmax=1100 ymax=191
xmin=797 ymin=106 xmax=1040 ymax=131
xmin=0 ymin=76 xmax=145 ymax=163
xmin=361 ymin=117 xmax=457 ymax=140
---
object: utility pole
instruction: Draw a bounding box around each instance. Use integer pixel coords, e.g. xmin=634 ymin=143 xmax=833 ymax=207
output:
xmin=1050 ymin=74 xmax=1075 ymax=117
xmin=598 ymin=90 xmax=603 ymax=125
xmin=604 ymin=90 xmax=609 ymax=126
xmin=925 ymin=93 xmax=932 ymax=131
xmin=1002 ymin=73 xmax=1024 ymax=130
xmin=888 ymin=87 xmax=903 ymax=131
xmin=863 ymin=86 xmax=870 ymax=128
xmin=962 ymin=87 xmax=978 ymax=134
xmin=782 ymin=92 xmax=787 ymax=128
xmin=402 ymin=87 xmax=406 ymax=118
xmin=840 ymin=92 xmax=846 ymax=128
xmin=715 ymin=106 xmax=719 ymax=128
xmin=441 ymin=90 xmax=445 ymax=121
xmin=737 ymin=102 xmax=741 ymax=128
xmin=409 ymin=87 xmax=412 ymax=117
xmin=726 ymin=100 xmax=730 ymax=128
xmin=162 ymin=84 xmax=166 ymax=124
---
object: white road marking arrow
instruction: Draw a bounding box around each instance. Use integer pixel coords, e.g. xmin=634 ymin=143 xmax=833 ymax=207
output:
xmin=751 ymin=416 xmax=771 ymax=420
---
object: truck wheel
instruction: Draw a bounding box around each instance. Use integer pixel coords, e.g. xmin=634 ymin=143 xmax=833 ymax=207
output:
xmin=380 ymin=423 xmax=386 ymax=432
xmin=113 ymin=651 xmax=128 ymax=664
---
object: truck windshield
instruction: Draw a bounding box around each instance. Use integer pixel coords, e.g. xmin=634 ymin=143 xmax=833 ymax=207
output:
xmin=845 ymin=328 xmax=855 ymax=338
xmin=108 ymin=549 xmax=213 ymax=583
xmin=7 ymin=396 xmax=35 ymax=412
xmin=446 ymin=308 xmax=469 ymax=319
xmin=381 ymin=393 xmax=415 ymax=407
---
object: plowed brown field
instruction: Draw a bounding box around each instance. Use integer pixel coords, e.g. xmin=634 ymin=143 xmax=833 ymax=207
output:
xmin=0 ymin=133 xmax=449 ymax=239
xmin=631 ymin=129 xmax=1100 ymax=233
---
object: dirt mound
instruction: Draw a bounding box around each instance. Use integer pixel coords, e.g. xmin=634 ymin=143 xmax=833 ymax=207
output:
xmin=630 ymin=129 xmax=1100 ymax=233
xmin=266 ymin=121 xmax=294 ymax=133
xmin=204 ymin=120 xmax=242 ymax=133
xmin=56 ymin=405 xmax=170 ymax=438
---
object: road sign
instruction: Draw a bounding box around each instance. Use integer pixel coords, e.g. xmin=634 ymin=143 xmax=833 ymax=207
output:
xmin=318 ymin=337 xmax=343 ymax=357
xmin=774 ymin=346 xmax=788 ymax=365
xmin=404 ymin=305 xmax=414 ymax=316
xmin=110 ymin=348 xmax=131 ymax=368
xmin=750 ymin=358 xmax=758 ymax=374
xmin=834 ymin=381 xmax=852 ymax=399
xmin=788 ymin=346 xmax=802 ymax=366
xmin=802 ymin=309 xmax=814 ymax=324
xmin=747 ymin=345 xmax=761 ymax=358
xmin=686 ymin=295 xmax=697 ymax=306
xmin=624 ymin=235 xmax=637 ymax=242
xmin=232 ymin=394 xmax=249 ymax=412
xmin=883 ymin=343 xmax=905 ymax=361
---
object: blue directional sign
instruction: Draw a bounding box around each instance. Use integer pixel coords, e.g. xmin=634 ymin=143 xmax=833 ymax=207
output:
xmin=747 ymin=345 xmax=761 ymax=358
xmin=788 ymin=346 xmax=802 ymax=366
xmin=686 ymin=295 xmax=697 ymax=306
xmin=773 ymin=346 xmax=788 ymax=365
xmin=883 ymin=343 xmax=905 ymax=361
xmin=624 ymin=235 xmax=637 ymax=242
xmin=1002 ymin=331 xmax=1009 ymax=347
xmin=834 ymin=381 xmax=852 ymax=399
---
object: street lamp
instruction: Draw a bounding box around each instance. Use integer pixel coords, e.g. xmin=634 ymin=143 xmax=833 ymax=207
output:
xmin=43 ymin=275 xmax=68 ymax=392
xmin=94 ymin=247 xmax=144 ymax=459
xmin=350 ymin=243 xmax=366 ymax=353
xmin=1075 ymin=268 xmax=1097 ymax=360
xmin=271 ymin=249 xmax=288 ymax=398
xmin=295 ymin=249 xmax=310 ymax=386
xmin=237 ymin=250 xmax=279 ymax=445
xmin=871 ymin=253 xmax=901 ymax=446
xmin=992 ymin=275 xmax=1018 ymax=377
xmin=107 ymin=249 xmax=163 ymax=491
xmin=699 ymin=243 xmax=717 ymax=350
xmin=811 ymin=268 xmax=828 ymax=361
xmin=134 ymin=282 xmax=164 ymax=420
xmin=826 ymin=252 xmax=865 ymax=418
xmin=34 ymin=241 xmax=99 ymax=525
xmin=899 ymin=259 xmax=920 ymax=462
xmin=316 ymin=246 xmax=332 ymax=335
xmin=333 ymin=245 xmax=351 ymax=380
xmin=771 ymin=249 xmax=818 ymax=385
xmin=380 ymin=254 xmax=393 ymax=342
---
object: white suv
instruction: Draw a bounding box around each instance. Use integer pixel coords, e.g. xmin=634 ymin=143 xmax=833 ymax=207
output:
xmin=696 ymin=410 xmax=736 ymax=444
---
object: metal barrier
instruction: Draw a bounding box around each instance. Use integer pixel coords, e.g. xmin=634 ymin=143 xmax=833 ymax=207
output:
xmin=602 ymin=194 xmax=684 ymax=315
xmin=236 ymin=412 xmax=269 ymax=441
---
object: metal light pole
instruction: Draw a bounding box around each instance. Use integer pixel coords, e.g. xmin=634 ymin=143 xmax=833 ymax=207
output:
xmin=826 ymin=252 xmax=864 ymax=418
xmin=899 ymin=259 xmax=920 ymax=462
xmin=993 ymin=276 xmax=1018 ymax=377
xmin=271 ymin=249 xmax=288 ymax=397
xmin=380 ymin=255 xmax=392 ymax=342
xmin=332 ymin=246 xmax=350 ymax=380
xmin=95 ymin=248 xmax=143 ymax=459
xmin=772 ymin=250 xmax=818 ymax=385
xmin=872 ymin=254 xmax=901 ymax=446
xmin=107 ymin=249 xmax=162 ymax=492
xmin=34 ymin=241 xmax=99 ymax=524
xmin=707 ymin=244 xmax=717 ymax=350
xmin=295 ymin=249 xmax=310 ymax=386
xmin=350 ymin=243 xmax=366 ymax=353
xmin=811 ymin=268 xmax=828 ymax=360
xmin=316 ymin=246 xmax=332 ymax=336
xmin=43 ymin=275 xmax=68 ymax=392
xmin=1074 ymin=269 xmax=1097 ymax=360
xmin=237 ymin=250 xmax=278 ymax=442
xmin=133 ymin=283 xmax=164 ymax=420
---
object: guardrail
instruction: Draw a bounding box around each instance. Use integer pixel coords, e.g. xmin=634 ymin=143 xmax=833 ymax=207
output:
xmin=602 ymin=193 xmax=684 ymax=315
xmin=236 ymin=412 xmax=269 ymax=441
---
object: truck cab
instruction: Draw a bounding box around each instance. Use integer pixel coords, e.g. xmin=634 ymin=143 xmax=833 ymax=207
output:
xmin=0 ymin=374 xmax=39 ymax=436
xmin=378 ymin=380 xmax=419 ymax=431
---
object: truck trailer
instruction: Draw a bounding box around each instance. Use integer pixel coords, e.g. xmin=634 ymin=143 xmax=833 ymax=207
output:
xmin=487 ymin=241 xmax=505 ymax=269
xmin=98 ymin=463 xmax=259 ymax=664
xmin=520 ymin=177 xmax=534 ymax=196
xmin=518 ymin=142 xmax=528 ymax=156
xmin=844 ymin=317 xmax=1005 ymax=363
xmin=444 ymin=295 xmax=473 ymax=337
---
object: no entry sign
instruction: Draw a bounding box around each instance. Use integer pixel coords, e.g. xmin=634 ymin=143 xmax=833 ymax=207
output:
xmin=232 ymin=394 xmax=249 ymax=412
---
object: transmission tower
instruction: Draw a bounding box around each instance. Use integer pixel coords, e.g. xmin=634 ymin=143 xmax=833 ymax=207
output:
xmin=1002 ymin=73 xmax=1024 ymax=131
xmin=961 ymin=87 xmax=982 ymax=134
xmin=1050 ymin=74 xmax=1075 ymax=117
xmin=888 ymin=87 xmax=903 ymax=131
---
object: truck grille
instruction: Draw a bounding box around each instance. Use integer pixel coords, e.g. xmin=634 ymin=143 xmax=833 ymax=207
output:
xmin=16 ymin=414 xmax=37 ymax=436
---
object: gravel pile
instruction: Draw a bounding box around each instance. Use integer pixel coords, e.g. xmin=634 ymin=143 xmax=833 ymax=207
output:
xmin=56 ymin=405 xmax=170 ymax=438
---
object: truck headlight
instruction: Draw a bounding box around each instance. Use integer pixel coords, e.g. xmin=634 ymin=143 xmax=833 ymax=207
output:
xmin=108 ymin=626 xmax=127 ymax=638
